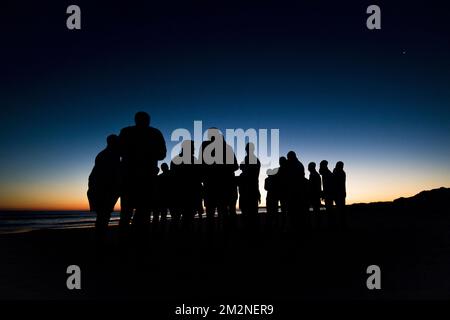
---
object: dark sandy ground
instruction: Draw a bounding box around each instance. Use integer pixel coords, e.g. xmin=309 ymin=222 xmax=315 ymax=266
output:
xmin=1 ymin=208 xmax=450 ymax=302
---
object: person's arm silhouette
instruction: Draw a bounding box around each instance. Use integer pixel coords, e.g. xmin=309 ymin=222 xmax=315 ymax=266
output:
xmin=154 ymin=128 xmax=167 ymax=161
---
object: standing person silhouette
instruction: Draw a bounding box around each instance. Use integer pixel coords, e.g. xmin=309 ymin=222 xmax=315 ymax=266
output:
xmin=285 ymin=151 xmax=307 ymax=230
xmin=264 ymin=169 xmax=278 ymax=216
xmin=239 ymin=143 xmax=261 ymax=228
xmin=308 ymin=162 xmax=322 ymax=227
xmin=118 ymin=112 xmax=167 ymax=235
xmin=87 ymin=134 xmax=121 ymax=241
xmin=333 ymin=161 xmax=346 ymax=229
xmin=319 ymin=160 xmax=334 ymax=227
xmin=170 ymin=140 xmax=202 ymax=228
xmin=199 ymin=128 xmax=238 ymax=229
xmin=275 ymin=156 xmax=288 ymax=229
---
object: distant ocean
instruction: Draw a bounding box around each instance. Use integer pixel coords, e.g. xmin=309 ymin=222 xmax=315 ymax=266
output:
xmin=0 ymin=209 xmax=254 ymax=234
xmin=0 ymin=211 xmax=120 ymax=234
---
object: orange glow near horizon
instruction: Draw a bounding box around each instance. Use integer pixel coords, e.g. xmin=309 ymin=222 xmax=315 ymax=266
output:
xmin=1 ymin=168 xmax=449 ymax=211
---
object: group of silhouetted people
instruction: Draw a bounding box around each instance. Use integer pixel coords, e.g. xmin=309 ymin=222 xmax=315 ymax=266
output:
xmin=88 ymin=112 xmax=347 ymax=240
xmin=264 ymin=155 xmax=346 ymax=230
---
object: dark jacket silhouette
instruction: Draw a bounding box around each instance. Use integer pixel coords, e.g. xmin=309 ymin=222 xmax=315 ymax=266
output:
xmin=239 ymin=143 xmax=261 ymax=217
xmin=199 ymin=128 xmax=238 ymax=218
xmin=170 ymin=140 xmax=203 ymax=222
xmin=118 ymin=111 xmax=167 ymax=229
xmin=319 ymin=160 xmax=334 ymax=210
xmin=264 ymin=169 xmax=278 ymax=215
xmin=275 ymin=156 xmax=288 ymax=215
xmin=285 ymin=151 xmax=307 ymax=215
xmin=308 ymin=162 xmax=322 ymax=211
xmin=333 ymin=161 xmax=346 ymax=206
xmin=87 ymin=134 xmax=121 ymax=236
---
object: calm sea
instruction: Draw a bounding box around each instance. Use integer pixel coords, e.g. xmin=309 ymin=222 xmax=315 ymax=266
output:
xmin=0 ymin=211 xmax=120 ymax=234
xmin=0 ymin=209 xmax=253 ymax=234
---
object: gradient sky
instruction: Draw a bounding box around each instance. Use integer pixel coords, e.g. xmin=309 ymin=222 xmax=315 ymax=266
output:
xmin=1 ymin=0 xmax=449 ymax=210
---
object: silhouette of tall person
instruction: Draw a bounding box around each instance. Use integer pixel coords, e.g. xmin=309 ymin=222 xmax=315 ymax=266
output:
xmin=87 ymin=134 xmax=121 ymax=240
xmin=239 ymin=143 xmax=261 ymax=226
xmin=308 ymin=162 xmax=322 ymax=228
xmin=264 ymin=169 xmax=278 ymax=216
xmin=333 ymin=161 xmax=346 ymax=229
xmin=319 ymin=160 xmax=334 ymax=229
xmin=170 ymin=140 xmax=202 ymax=227
xmin=276 ymin=156 xmax=288 ymax=217
xmin=285 ymin=151 xmax=308 ymax=229
xmin=118 ymin=112 xmax=167 ymax=234
xmin=199 ymin=128 xmax=238 ymax=226
xmin=308 ymin=162 xmax=322 ymax=213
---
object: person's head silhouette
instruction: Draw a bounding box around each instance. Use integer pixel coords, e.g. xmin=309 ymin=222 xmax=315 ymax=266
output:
xmin=279 ymin=156 xmax=287 ymax=167
xmin=287 ymin=151 xmax=297 ymax=161
xmin=135 ymin=111 xmax=150 ymax=128
xmin=106 ymin=134 xmax=119 ymax=150
xmin=319 ymin=160 xmax=328 ymax=170
xmin=244 ymin=142 xmax=258 ymax=164
xmin=308 ymin=162 xmax=316 ymax=172
xmin=335 ymin=161 xmax=344 ymax=171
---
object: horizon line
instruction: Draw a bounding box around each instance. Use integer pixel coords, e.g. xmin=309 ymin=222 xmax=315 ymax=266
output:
xmin=1 ymin=186 xmax=447 ymax=212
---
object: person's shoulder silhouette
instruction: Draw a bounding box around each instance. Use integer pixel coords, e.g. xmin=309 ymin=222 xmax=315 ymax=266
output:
xmin=275 ymin=156 xmax=287 ymax=183
xmin=319 ymin=160 xmax=334 ymax=210
xmin=307 ymin=162 xmax=321 ymax=211
xmin=240 ymin=142 xmax=261 ymax=176
xmin=119 ymin=111 xmax=167 ymax=167
xmin=286 ymin=151 xmax=305 ymax=178
xmin=88 ymin=134 xmax=121 ymax=238
xmin=264 ymin=168 xmax=276 ymax=191
xmin=89 ymin=134 xmax=121 ymax=192
xmin=200 ymin=127 xmax=238 ymax=171
xmin=308 ymin=162 xmax=321 ymax=186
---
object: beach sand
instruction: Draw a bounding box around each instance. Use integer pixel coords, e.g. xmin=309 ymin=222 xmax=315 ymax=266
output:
xmin=1 ymin=208 xmax=450 ymax=301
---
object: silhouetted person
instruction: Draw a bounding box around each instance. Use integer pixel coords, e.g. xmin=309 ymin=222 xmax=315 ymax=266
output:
xmin=87 ymin=134 xmax=121 ymax=240
xmin=308 ymin=162 xmax=322 ymax=229
xmin=287 ymin=151 xmax=305 ymax=177
xmin=119 ymin=112 xmax=167 ymax=235
xmin=308 ymin=162 xmax=322 ymax=211
xmin=239 ymin=143 xmax=261 ymax=227
xmin=199 ymin=128 xmax=238 ymax=228
xmin=285 ymin=151 xmax=308 ymax=230
xmin=264 ymin=168 xmax=279 ymax=230
xmin=275 ymin=156 xmax=288 ymax=228
xmin=333 ymin=161 xmax=346 ymax=229
xmin=170 ymin=140 xmax=202 ymax=227
xmin=319 ymin=160 xmax=334 ymax=228
xmin=265 ymin=169 xmax=278 ymax=216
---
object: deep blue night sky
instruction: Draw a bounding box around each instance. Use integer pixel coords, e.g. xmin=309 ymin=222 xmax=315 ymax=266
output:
xmin=1 ymin=0 xmax=449 ymax=209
